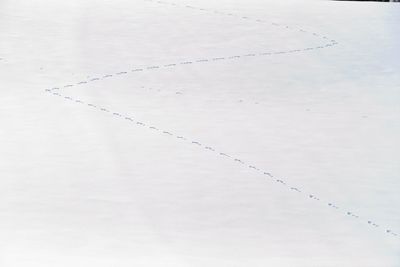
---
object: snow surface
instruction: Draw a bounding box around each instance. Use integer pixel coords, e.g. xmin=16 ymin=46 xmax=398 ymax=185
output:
xmin=0 ymin=0 xmax=399 ymax=266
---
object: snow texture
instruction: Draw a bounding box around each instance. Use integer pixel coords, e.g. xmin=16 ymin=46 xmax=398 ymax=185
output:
xmin=0 ymin=0 xmax=399 ymax=266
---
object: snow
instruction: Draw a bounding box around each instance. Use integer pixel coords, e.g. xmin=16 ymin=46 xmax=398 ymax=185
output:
xmin=0 ymin=0 xmax=399 ymax=266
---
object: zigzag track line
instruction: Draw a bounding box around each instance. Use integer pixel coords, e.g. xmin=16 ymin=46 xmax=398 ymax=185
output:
xmin=48 ymin=0 xmax=337 ymax=93
xmin=45 ymin=88 xmax=399 ymax=239
xmin=43 ymin=1 xmax=398 ymax=239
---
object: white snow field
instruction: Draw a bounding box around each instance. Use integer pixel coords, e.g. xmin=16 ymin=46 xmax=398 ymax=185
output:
xmin=1 ymin=0 xmax=400 ymax=266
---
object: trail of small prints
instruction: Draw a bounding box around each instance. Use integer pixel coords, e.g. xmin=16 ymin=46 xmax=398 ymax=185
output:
xmin=49 ymin=43 xmax=336 ymax=92
xmin=44 ymin=0 xmax=398 ymax=239
xmin=45 ymin=88 xmax=398 ymax=239
xmin=49 ymin=0 xmax=338 ymax=92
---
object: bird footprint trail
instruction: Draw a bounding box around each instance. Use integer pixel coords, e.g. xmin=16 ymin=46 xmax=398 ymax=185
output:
xmin=44 ymin=0 xmax=398 ymax=240
xmin=48 ymin=0 xmax=337 ymax=93
xmin=45 ymin=89 xmax=399 ymax=239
